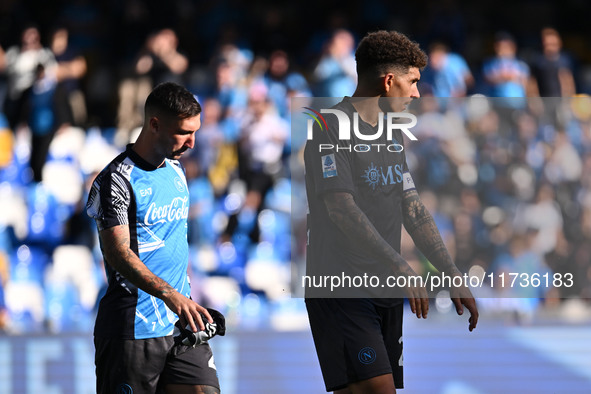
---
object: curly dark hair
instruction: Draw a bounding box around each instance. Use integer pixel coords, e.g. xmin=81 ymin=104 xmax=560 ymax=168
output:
xmin=355 ymin=30 xmax=427 ymax=78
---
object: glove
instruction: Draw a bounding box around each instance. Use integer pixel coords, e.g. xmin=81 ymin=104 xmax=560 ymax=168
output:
xmin=173 ymin=308 xmax=226 ymax=347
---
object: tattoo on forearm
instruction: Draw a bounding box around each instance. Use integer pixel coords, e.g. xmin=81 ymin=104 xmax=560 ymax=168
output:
xmin=402 ymin=190 xmax=460 ymax=274
xmin=104 ymin=226 xmax=176 ymax=298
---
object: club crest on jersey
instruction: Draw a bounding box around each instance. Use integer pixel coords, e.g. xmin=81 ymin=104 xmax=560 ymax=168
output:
xmin=174 ymin=177 xmax=185 ymax=193
xmin=321 ymin=154 xmax=337 ymax=178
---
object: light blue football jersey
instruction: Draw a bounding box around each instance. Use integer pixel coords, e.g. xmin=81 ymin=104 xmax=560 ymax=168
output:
xmin=87 ymin=145 xmax=191 ymax=339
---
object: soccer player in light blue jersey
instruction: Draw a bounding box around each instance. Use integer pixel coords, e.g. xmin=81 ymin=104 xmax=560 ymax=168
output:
xmin=87 ymin=82 xmax=221 ymax=394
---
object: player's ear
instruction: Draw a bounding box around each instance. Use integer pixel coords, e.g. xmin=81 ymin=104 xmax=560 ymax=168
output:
xmin=149 ymin=116 xmax=159 ymax=132
xmin=383 ymin=73 xmax=395 ymax=93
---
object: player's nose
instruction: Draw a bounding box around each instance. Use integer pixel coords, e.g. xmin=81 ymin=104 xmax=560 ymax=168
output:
xmin=185 ymin=133 xmax=195 ymax=149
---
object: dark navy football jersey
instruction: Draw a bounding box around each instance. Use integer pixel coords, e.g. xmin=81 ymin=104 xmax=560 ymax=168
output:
xmin=304 ymin=98 xmax=416 ymax=300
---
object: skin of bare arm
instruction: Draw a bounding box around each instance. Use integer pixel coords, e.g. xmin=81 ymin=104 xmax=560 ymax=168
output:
xmin=99 ymin=223 xmax=212 ymax=332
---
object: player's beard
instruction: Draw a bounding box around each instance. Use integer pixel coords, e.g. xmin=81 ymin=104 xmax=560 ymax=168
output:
xmin=169 ymin=146 xmax=189 ymax=159
xmin=379 ymin=97 xmax=411 ymax=113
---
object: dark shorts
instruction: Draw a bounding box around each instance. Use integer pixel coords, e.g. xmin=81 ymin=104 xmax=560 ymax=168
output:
xmin=306 ymin=298 xmax=404 ymax=392
xmin=94 ymin=336 xmax=219 ymax=394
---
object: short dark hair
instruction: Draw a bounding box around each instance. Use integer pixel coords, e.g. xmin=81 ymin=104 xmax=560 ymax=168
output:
xmin=145 ymin=82 xmax=201 ymax=120
xmin=355 ymin=31 xmax=427 ymax=78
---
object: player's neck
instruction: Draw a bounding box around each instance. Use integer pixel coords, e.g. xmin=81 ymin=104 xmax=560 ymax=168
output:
xmin=348 ymin=96 xmax=381 ymax=127
xmin=132 ymin=132 xmax=166 ymax=168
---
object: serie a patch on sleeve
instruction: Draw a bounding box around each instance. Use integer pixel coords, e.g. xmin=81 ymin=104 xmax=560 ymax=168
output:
xmin=321 ymin=154 xmax=337 ymax=178
xmin=403 ymin=171 xmax=415 ymax=191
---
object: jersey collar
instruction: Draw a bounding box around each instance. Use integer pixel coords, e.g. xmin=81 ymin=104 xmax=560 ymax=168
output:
xmin=126 ymin=144 xmax=166 ymax=171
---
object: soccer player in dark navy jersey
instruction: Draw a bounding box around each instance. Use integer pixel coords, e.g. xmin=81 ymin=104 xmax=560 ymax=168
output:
xmin=87 ymin=82 xmax=220 ymax=394
xmin=304 ymin=31 xmax=479 ymax=393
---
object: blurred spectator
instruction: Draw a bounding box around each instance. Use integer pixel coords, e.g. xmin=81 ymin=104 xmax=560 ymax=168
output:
xmin=491 ymin=232 xmax=551 ymax=321
xmin=529 ymin=28 xmax=576 ymax=97
xmin=312 ymin=29 xmax=357 ymax=97
xmin=482 ymin=32 xmax=531 ymax=136
xmin=544 ymin=130 xmax=583 ymax=184
xmin=50 ymin=26 xmax=88 ymax=127
xmin=201 ymin=98 xmax=240 ymax=196
xmin=28 ymin=64 xmax=59 ymax=182
xmin=421 ymin=41 xmax=473 ymax=97
xmin=187 ymin=97 xmax=227 ymax=190
xmin=517 ymin=183 xmax=564 ymax=256
xmin=262 ymin=49 xmax=311 ymax=119
xmin=514 ymin=111 xmax=545 ymax=178
xmin=482 ymin=32 xmax=530 ymax=101
xmin=116 ymin=28 xmax=188 ymax=144
xmin=3 ymin=25 xmax=56 ymax=130
xmin=453 ymin=188 xmax=491 ymax=272
xmin=210 ymin=44 xmax=252 ymax=121
xmin=239 ymin=83 xmax=288 ymax=188
xmin=135 ymin=28 xmax=188 ymax=85
xmin=195 ymin=98 xmax=224 ymax=173
xmin=224 ymin=83 xmax=288 ymax=241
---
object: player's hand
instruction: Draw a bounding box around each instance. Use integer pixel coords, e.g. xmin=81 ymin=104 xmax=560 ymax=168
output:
xmin=174 ymin=308 xmax=227 ymax=347
xmin=405 ymin=283 xmax=429 ymax=319
xmin=450 ymin=284 xmax=479 ymax=332
xmin=394 ymin=265 xmax=429 ymax=319
xmin=396 ymin=267 xmax=429 ymax=319
xmin=163 ymin=291 xmax=213 ymax=332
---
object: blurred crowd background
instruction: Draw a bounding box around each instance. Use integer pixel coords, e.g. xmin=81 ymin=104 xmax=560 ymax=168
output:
xmin=0 ymin=0 xmax=591 ymax=334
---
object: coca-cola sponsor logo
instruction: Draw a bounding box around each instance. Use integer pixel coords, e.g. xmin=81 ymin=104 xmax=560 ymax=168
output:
xmin=144 ymin=196 xmax=189 ymax=225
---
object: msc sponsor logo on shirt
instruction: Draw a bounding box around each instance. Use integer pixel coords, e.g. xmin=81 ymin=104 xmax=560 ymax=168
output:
xmin=362 ymin=162 xmax=404 ymax=190
xmin=144 ymin=196 xmax=189 ymax=225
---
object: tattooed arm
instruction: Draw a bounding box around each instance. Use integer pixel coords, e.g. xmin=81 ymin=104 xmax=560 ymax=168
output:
xmin=401 ymin=189 xmax=461 ymax=276
xmin=99 ymin=224 xmax=212 ymax=331
xmin=402 ymin=189 xmax=478 ymax=331
xmin=324 ymin=191 xmax=429 ymax=318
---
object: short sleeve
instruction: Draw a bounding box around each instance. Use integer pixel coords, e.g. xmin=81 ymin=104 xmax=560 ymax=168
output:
xmin=86 ymin=170 xmax=131 ymax=231
xmin=305 ymin=120 xmax=355 ymax=197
